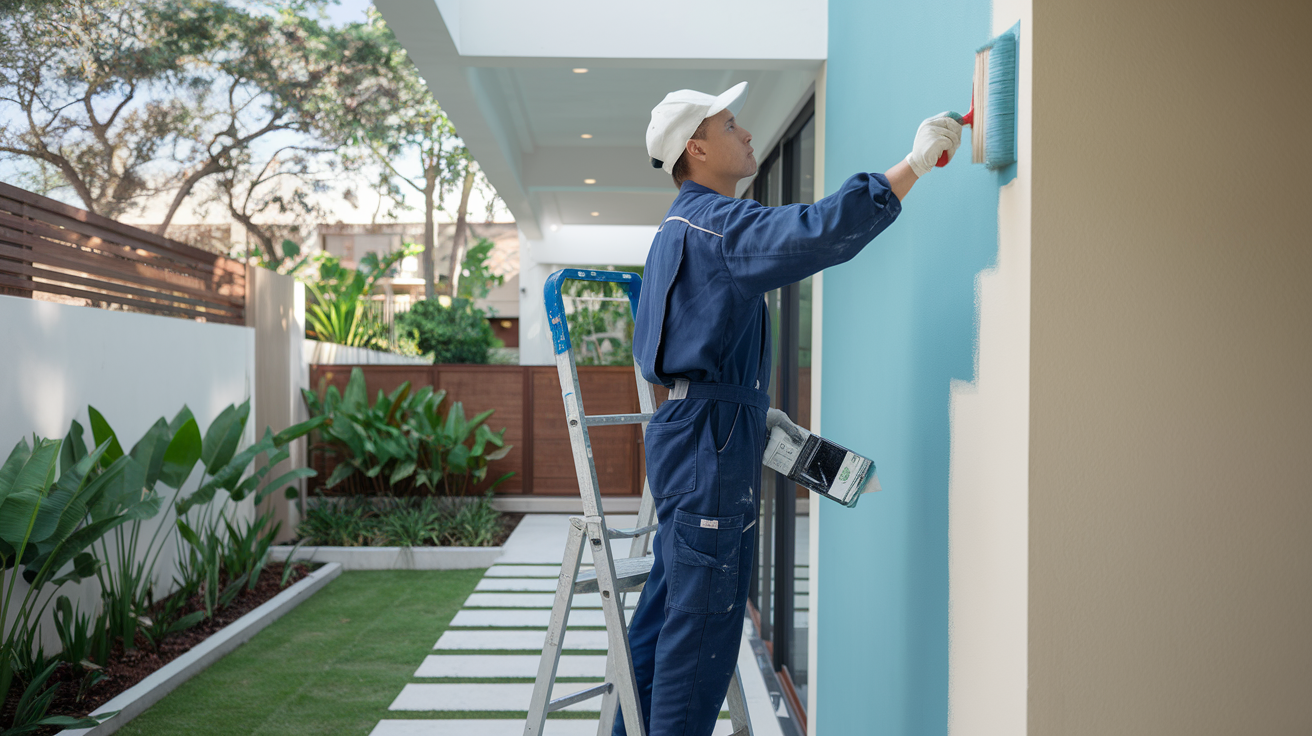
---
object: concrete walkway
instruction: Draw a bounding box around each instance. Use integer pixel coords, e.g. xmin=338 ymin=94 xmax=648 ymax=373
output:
xmin=368 ymin=515 xmax=739 ymax=736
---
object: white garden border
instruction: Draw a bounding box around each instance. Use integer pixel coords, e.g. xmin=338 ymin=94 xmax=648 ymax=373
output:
xmin=270 ymin=544 xmax=503 ymax=570
xmin=60 ymin=562 xmax=343 ymax=736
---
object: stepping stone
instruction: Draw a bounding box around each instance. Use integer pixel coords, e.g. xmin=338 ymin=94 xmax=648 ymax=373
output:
xmin=415 ymin=654 xmax=607 ymax=679
xmin=498 ymin=515 xmax=639 ymax=564
xmin=435 ymin=629 xmax=610 ymax=651
xmin=450 ymin=609 xmax=629 ymax=628
xmin=389 ymin=683 xmax=727 ymax=714
xmin=369 ymin=720 xmax=736 ymax=736
xmin=464 ymin=593 xmax=636 ymax=609
xmin=485 ymin=565 xmax=564 ymax=578
xmin=477 ymin=578 xmax=562 ymax=592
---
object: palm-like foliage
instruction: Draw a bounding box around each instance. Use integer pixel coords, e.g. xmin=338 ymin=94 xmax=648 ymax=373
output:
xmin=303 ymin=246 xmax=418 ymax=349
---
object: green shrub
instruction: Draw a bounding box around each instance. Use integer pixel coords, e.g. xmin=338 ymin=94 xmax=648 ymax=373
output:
xmin=303 ymin=367 xmax=515 ymax=497
xmin=295 ymin=494 xmax=506 ymax=548
xmin=397 ymin=297 xmax=499 ymax=364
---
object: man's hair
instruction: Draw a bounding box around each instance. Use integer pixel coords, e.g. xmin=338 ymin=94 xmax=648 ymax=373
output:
xmin=671 ymin=117 xmax=712 ymax=188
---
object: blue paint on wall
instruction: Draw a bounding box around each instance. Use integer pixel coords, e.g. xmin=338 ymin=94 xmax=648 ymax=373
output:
xmin=818 ymin=0 xmax=998 ymax=733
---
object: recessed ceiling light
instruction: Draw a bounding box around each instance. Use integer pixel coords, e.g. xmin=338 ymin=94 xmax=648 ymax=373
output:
xmin=590 ymin=212 xmax=600 ymax=217
xmin=580 ymin=134 xmax=593 ymax=139
xmin=572 ymin=68 xmax=588 ymax=74
xmin=550 ymin=224 xmax=559 ymax=232
xmin=584 ymin=178 xmax=596 ymax=184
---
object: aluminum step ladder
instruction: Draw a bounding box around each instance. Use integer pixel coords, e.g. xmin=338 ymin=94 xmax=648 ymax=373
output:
xmin=525 ymin=269 xmax=752 ymax=736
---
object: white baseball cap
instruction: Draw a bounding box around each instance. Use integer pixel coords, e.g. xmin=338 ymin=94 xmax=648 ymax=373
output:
xmin=646 ymin=81 xmax=749 ymax=174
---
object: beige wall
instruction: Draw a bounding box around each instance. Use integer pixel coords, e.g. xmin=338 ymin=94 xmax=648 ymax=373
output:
xmin=1030 ymin=1 xmax=1312 ymax=733
xmin=247 ymin=267 xmax=309 ymax=543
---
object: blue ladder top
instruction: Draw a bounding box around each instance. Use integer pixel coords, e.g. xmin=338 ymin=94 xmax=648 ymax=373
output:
xmin=543 ymin=269 xmax=643 ymax=356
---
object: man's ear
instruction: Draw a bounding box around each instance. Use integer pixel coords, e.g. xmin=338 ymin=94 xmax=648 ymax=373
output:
xmin=685 ymin=137 xmax=708 ymax=162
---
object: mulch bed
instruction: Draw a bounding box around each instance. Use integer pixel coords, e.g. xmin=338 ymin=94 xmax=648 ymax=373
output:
xmin=1 ymin=561 xmax=315 ymax=734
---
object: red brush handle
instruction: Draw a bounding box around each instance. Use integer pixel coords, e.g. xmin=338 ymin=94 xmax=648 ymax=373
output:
xmin=934 ymin=104 xmax=975 ymax=167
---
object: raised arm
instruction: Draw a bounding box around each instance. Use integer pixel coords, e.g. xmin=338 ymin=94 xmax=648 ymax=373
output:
xmin=716 ymin=172 xmax=902 ymax=298
xmin=717 ymin=112 xmax=962 ymax=298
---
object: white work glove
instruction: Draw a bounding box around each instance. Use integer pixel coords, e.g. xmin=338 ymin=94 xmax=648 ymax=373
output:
xmin=904 ymin=112 xmax=964 ymax=177
xmin=766 ymin=408 xmax=804 ymax=444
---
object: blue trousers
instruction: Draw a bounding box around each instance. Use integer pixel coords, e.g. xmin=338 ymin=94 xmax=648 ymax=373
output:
xmin=614 ymin=392 xmax=766 ymax=736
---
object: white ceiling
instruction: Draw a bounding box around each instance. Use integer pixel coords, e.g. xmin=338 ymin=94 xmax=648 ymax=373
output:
xmin=374 ymin=0 xmax=826 ymax=239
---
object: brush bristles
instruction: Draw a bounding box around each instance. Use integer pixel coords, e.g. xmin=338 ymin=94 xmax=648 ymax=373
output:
xmin=983 ymin=28 xmax=1018 ymax=170
xmin=972 ymin=48 xmax=989 ymax=164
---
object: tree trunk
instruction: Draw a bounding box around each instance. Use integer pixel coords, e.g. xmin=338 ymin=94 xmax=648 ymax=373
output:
xmin=156 ymin=158 xmax=222 ymax=236
xmin=227 ymin=203 xmax=280 ymax=262
xmin=422 ymin=171 xmax=437 ymax=300
xmin=447 ymin=166 xmax=477 ymax=299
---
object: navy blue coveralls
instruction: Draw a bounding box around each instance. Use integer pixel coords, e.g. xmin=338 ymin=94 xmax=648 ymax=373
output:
xmin=620 ymin=173 xmax=901 ymax=736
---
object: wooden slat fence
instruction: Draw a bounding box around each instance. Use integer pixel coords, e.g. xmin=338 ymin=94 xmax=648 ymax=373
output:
xmin=306 ymin=364 xmax=813 ymax=498
xmin=0 ymin=183 xmax=245 ymax=323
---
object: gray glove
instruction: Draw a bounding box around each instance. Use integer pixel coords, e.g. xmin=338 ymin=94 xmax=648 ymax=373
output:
xmin=766 ymin=408 xmax=804 ymax=444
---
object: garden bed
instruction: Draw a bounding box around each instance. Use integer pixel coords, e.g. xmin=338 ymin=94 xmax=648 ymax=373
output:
xmin=277 ymin=506 xmax=523 ymax=570
xmin=0 ymin=561 xmax=320 ymax=736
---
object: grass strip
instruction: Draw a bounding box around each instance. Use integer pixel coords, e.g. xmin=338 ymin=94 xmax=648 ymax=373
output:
xmin=113 ymin=569 xmax=483 ymax=736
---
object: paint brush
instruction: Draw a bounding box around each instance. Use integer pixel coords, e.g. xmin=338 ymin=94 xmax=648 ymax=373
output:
xmin=936 ymin=24 xmax=1018 ymax=170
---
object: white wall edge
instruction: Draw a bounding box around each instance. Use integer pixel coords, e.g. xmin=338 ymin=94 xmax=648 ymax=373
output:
xmin=807 ymin=59 xmax=826 ymax=735
xmin=270 ymin=545 xmax=503 ymax=571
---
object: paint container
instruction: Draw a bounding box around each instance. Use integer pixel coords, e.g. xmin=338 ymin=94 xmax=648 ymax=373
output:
xmin=762 ymin=424 xmax=880 ymax=508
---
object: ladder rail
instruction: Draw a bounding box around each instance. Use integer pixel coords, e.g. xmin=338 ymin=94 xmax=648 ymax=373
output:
xmin=527 ymin=268 xmax=751 ymax=736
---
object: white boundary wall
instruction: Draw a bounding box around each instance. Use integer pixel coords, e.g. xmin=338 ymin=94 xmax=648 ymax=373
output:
xmin=0 ymin=295 xmax=256 ymax=653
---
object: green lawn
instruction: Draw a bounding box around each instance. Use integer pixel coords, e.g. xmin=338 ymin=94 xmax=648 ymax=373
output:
xmin=114 ymin=569 xmax=484 ymax=736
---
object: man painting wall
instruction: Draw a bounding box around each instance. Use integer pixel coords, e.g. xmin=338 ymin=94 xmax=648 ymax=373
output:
xmin=619 ymin=81 xmax=962 ymax=736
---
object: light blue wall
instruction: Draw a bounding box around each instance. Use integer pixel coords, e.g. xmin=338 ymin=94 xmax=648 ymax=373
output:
xmin=817 ymin=1 xmax=997 ymax=733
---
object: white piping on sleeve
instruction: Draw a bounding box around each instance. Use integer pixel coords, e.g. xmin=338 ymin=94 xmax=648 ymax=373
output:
xmin=658 ymin=216 xmax=723 ymax=238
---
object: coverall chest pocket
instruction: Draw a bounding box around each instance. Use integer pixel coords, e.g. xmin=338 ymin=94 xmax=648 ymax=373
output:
xmin=669 ymin=509 xmax=744 ymax=615
xmin=643 ymin=415 xmax=697 ymax=499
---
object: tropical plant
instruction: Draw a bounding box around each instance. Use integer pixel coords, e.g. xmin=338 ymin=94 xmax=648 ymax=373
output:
xmin=396 ymin=297 xmax=499 ymax=365
xmin=294 ymin=494 xmax=505 ymax=548
xmin=376 ymin=498 xmax=448 ymax=547
xmin=174 ymin=520 xmax=248 ymax=621
xmin=0 ymin=435 xmax=128 ymax=732
xmin=295 ymin=497 xmax=376 ymax=547
xmin=303 ymin=245 xmax=418 ymax=349
xmin=77 ymin=400 xmax=324 ymax=655
xmin=220 ymin=510 xmax=280 ymax=594
xmin=51 ymin=595 xmax=110 ymax=703
xmin=446 ymin=493 xmax=504 ymax=547
xmin=302 ymin=368 xmax=514 ymax=497
xmin=138 ymin=585 xmax=204 ymax=656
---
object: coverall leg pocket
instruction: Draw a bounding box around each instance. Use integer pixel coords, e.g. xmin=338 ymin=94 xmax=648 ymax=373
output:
xmin=669 ymin=509 xmax=744 ymax=614
xmin=643 ymin=414 xmax=697 ymax=499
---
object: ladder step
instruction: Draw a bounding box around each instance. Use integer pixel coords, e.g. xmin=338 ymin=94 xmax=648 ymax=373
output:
xmin=573 ymin=555 xmax=654 ymax=595
xmin=607 ymin=524 xmax=657 ymax=539
xmin=547 ymin=682 xmax=612 ymax=712
xmin=582 ymin=413 xmax=653 ymax=426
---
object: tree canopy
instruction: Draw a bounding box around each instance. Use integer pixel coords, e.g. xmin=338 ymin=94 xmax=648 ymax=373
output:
xmin=0 ymin=0 xmax=495 ymax=271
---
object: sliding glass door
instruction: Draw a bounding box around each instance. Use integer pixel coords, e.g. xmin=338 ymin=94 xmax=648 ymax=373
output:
xmin=748 ymin=97 xmax=815 ymax=726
